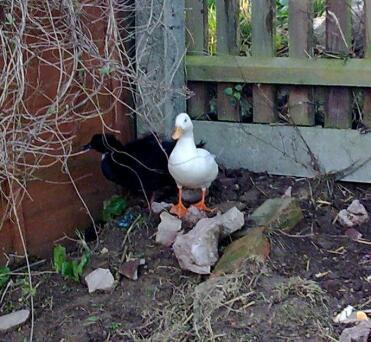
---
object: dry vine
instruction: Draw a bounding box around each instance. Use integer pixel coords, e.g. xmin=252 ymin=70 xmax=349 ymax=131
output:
xmin=0 ymin=0 xmax=187 ymax=340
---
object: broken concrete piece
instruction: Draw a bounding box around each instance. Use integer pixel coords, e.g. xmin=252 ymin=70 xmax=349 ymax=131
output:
xmin=214 ymin=227 xmax=270 ymax=275
xmin=0 ymin=309 xmax=30 ymax=331
xmin=173 ymin=207 xmax=245 ymax=274
xmin=249 ymin=197 xmax=303 ymax=233
xmin=338 ymin=200 xmax=369 ymax=228
xmin=156 ymin=211 xmax=182 ymax=247
xmin=183 ymin=206 xmax=207 ymax=225
xmin=85 ymin=268 xmax=114 ymax=293
xmin=339 ymin=320 xmax=371 ymax=342
xmin=173 ymin=217 xmax=221 ymax=274
xmin=151 ymin=201 xmax=172 ymax=214
xmin=119 ymin=259 xmax=145 ymax=280
xmin=219 ymin=207 xmax=245 ymax=238
xmin=282 ymin=186 xmax=292 ymax=199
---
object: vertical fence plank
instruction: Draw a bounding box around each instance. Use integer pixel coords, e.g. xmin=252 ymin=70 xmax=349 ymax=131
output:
xmin=252 ymin=0 xmax=276 ymax=123
xmin=325 ymin=0 xmax=352 ymax=128
xmin=186 ymin=0 xmax=209 ymax=118
xmin=216 ymin=0 xmax=240 ymax=121
xmin=363 ymin=0 xmax=371 ymax=127
xmin=288 ymin=0 xmax=314 ymax=126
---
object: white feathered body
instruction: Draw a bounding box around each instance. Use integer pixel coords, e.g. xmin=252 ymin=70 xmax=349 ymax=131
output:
xmin=168 ymin=133 xmax=218 ymax=189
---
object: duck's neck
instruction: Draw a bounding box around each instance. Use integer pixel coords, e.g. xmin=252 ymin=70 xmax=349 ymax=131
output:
xmin=176 ymin=130 xmax=196 ymax=153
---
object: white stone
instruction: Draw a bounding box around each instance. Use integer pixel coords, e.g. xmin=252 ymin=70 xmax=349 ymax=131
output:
xmin=0 ymin=309 xmax=30 ymax=331
xmin=151 ymin=201 xmax=172 ymax=214
xmin=85 ymin=268 xmax=114 ymax=293
xmin=219 ymin=207 xmax=245 ymax=238
xmin=338 ymin=200 xmax=369 ymax=228
xmin=155 ymin=211 xmax=182 ymax=246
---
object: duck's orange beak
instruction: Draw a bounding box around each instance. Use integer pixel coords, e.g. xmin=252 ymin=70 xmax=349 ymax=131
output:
xmin=172 ymin=126 xmax=183 ymax=140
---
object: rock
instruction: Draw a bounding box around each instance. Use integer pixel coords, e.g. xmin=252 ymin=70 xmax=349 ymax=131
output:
xmin=217 ymin=201 xmax=246 ymax=213
xmin=282 ymin=186 xmax=292 ymax=198
xmin=183 ymin=206 xmax=207 ymax=225
xmin=345 ymin=228 xmax=363 ymax=241
xmin=0 ymin=309 xmax=30 ymax=331
xmin=173 ymin=217 xmax=221 ymax=274
xmin=219 ymin=207 xmax=245 ymax=238
xmin=213 ymin=227 xmax=270 ymax=275
xmin=119 ymin=258 xmax=146 ymax=280
xmin=339 ymin=321 xmax=371 ymax=342
xmin=173 ymin=207 xmax=245 ymax=274
xmin=151 ymin=201 xmax=172 ymax=214
xmin=155 ymin=211 xmax=182 ymax=247
xmin=249 ymin=197 xmax=303 ymax=233
xmin=85 ymin=268 xmax=114 ymax=293
xmin=338 ymin=200 xmax=369 ymax=228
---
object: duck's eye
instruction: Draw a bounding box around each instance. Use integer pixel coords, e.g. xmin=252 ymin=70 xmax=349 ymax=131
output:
xmin=184 ymin=118 xmax=187 ymax=123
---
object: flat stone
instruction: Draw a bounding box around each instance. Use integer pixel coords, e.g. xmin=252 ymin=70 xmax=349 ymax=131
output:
xmin=155 ymin=211 xmax=182 ymax=247
xmin=85 ymin=268 xmax=114 ymax=293
xmin=151 ymin=201 xmax=172 ymax=215
xmin=0 ymin=309 xmax=30 ymax=331
xmin=173 ymin=217 xmax=221 ymax=275
xmin=339 ymin=320 xmax=371 ymax=342
xmin=214 ymin=227 xmax=270 ymax=275
xmin=119 ymin=259 xmax=146 ymax=280
xmin=249 ymin=197 xmax=303 ymax=233
xmin=219 ymin=207 xmax=245 ymax=237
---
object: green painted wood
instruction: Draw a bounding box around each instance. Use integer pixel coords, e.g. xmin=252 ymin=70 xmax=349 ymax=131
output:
xmin=288 ymin=0 xmax=314 ymax=126
xmin=252 ymin=0 xmax=276 ymax=123
xmin=325 ymin=0 xmax=352 ymax=128
xmin=216 ymin=0 xmax=240 ymax=122
xmin=363 ymin=0 xmax=371 ymax=127
xmin=193 ymin=121 xmax=371 ymax=183
xmin=186 ymin=0 xmax=209 ymax=119
xmin=186 ymin=55 xmax=371 ymax=87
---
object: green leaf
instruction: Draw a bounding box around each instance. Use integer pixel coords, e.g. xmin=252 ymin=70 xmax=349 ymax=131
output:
xmin=233 ymin=92 xmax=241 ymax=101
xmin=103 ymin=195 xmax=127 ymax=222
xmin=0 ymin=267 xmax=10 ymax=289
xmin=234 ymin=84 xmax=243 ymax=92
xmin=224 ymin=87 xmax=233 ymax=96
xmin=53 ymin=245 xmax=67 ymax=273
xmin=99 ymin=65 xmax=113 ymax=75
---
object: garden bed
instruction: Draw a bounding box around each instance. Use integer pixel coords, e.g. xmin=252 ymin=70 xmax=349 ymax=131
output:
xmin=1 ymin=169 xmax=370 ymax=341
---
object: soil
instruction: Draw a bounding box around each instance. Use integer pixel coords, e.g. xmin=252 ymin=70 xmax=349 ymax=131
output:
xmin=2 ymin=169 xmax=371 ymax=342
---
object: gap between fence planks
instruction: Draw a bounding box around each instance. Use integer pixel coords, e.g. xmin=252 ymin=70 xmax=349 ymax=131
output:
xmin=216 ymin=0 xmax=240 ymax=122
xmin=288 ymin=0 xmax=314 ymax=126
xmin=325 ymin=0 xmax=352 ymax=128
xmin=252 ymin=0 xmax=276 ymax=123
xmin=186 ymin=0 xmax=209 ymax=119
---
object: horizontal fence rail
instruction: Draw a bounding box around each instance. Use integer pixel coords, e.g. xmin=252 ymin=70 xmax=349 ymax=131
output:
xmin=184 ymin=0 xmax=371 ymax=182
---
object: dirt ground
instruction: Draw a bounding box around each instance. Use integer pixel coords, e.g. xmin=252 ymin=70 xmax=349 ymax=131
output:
xmin=2 ymin=169 xmax=371 ymax=341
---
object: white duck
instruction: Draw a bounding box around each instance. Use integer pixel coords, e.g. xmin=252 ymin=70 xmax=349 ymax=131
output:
xmin=168 ymin=113 xmax=218 ymax=218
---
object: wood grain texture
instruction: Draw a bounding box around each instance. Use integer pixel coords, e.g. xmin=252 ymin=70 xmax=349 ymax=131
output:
xmin=325 ymin=0 xmax=352 ymax=128
xmin=288 ymin=0 xmax=314 ymax=126
xmin=252 ymin=0 xmax=276 ymax=123
xmin=216 ymin=0 xmax=240 ymax=121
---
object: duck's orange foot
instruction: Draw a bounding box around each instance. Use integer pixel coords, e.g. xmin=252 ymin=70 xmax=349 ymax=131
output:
xmin=193 ymin=200 xmax=215 ymax=213
xmin=170 ymin=202 xmax=188 ymax=218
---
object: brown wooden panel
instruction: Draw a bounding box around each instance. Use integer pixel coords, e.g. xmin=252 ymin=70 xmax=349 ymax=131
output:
xmin=186 ymin=0 xmax=209 ymax=118
xmin=288 ymin=0 xmax=314 ymax=126
xmin=216 ymin=0 xmax=240 ymax=122
xmin=252 ymin=0 xmax=276 ymax=123
xmin=325 ymin=0 xmax=352 ymax=128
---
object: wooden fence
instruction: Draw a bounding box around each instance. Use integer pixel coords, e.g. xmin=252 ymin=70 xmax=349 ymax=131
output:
xmin=184 ymin=0 xmax=371 ymax=183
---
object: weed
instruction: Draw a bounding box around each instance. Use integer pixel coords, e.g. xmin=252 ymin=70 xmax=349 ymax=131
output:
xmin=103 ymin=195 xmax=127 ymax=222
xmin=0 ymin=266 xmax=10 ymax=289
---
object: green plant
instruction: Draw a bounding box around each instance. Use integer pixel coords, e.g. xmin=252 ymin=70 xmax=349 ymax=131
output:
xmin=224 ymin=84 xmax=243 ymax=102
xmin=0 ymin=266 xmax=10 ymax=289
xmin=103 ymin=195 xmax=127 ymax=222
xmin=53 ymin=244 xmax=91 ymax=282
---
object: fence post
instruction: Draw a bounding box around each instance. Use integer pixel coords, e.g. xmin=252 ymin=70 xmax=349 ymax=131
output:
xmin=186 ymin=0 xmax=209 ymax=119
xmin=288 ymin=0 xmax=314 ymax=126
xmin=252 ymin=0 xmax=276 ymax=123
xmin=135 ymin=0 xmax=186 ymax=138
xmin=325 ymin=0 xmax=352 ymax=128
